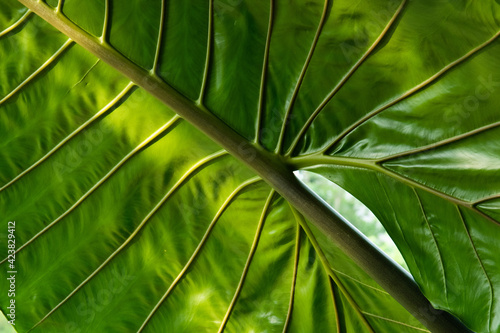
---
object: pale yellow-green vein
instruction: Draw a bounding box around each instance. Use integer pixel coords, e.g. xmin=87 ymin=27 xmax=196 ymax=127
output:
xmin=323 ymin=30 xmax=500 ymax=154
xmin=198 ymin=0 xmax=214 ymax=105
xmin=282 ymin=222 xmax=300 ymax=333
xmin=456 ymin=206 xmax=493 ymax=332
xmin=151 ymin=0 xmax=166 ymax=74
xmin=276 ymin=0 xmax=330 ymax=155
xmin=137 ymin=176 xmax=263 ymax=333
xmin=0 ymin=38 xmax=73 ymax=105
xmin=0 ymin=115 xmax=182 ymax=266
xmin=378 ymin=120 xmax=500 ymax=163
xmin=413 ymin=188 xmax=448 ymax=304
xmin=218 ymin=190 xmax=275 ymax=333
xmin=286 ymin=0 xmax=407 ymax=157
xmin=0 ymin=81 xmax=134 ymax=193
xmin=28 ymin=148 xmax=228 ymax=331
xmin=289 ymin=205 xmax=375 ymax=333
xmin=0 ymin=9 xmax=32 ymax=38
xmin=255 ymin=0 xmax=274 ymax=145
xmin=101 ymin=0 xmax=109 ymax=43
xmin=289 ymin=154 xmax=500 ymax=226
xmin=361 ymin=312 xmax=430 ymax=332
xmin=328 ymin=277 xmax=341 ymax=333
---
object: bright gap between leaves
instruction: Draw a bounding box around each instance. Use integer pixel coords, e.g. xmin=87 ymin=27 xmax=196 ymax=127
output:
xmin=295 ymin=170 xmax=409 ymax=271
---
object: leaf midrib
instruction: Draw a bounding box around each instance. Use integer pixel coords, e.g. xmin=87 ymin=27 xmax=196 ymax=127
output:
xmin=14 ymin=1 xmax=473 ymax=331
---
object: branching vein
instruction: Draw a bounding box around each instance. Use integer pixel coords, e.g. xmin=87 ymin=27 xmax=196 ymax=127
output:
xmin=326 ymin=277 xmax=341 ymax=333
xmin=256 ymin=0 xmax=274 ymax=145
xmin=282 ymin=222 xmax=300 ymax=333
xmin=379 ymin=120 xmax=500 ymax=163
xmin=152 ymin=0 xmax=166 ymax=75
xmin=56 ymin=0 xmax=63 ymax=13
xmin=0 ymin=38 xmax=73 ymax=106
xmin=289 ymin=154 xmax=500 ymax=226
xmin=0 ymin=81 xmax=133 ymax=193
xmin=276 ymin=0 xmax=330 ymax=154
xmin=198 ymin=0 xmax=214 ymax=105
xmin=413 ymin=188 xmax=448 ymax=304
xmin=457 ymin=206 xmax=493 ymax=332
xmin=331 ymin=268 xmax=388 ymax=295
xmin=0 ymin=115 xmax=182 ymax=266
xmin=289 ymin=205 xmax=375 ymax=333
xmin=0 ymin=9 xmax=32 ymax=38
xmin=361 ymin=312 xmax=430 ymax=332
xmin=101 ymin=0 xmax=110 ymax=44
xmin=286 ymin=0 xmax=407 ymax=157
xmin=218 ymin=190 xmax=275 ymax=332
xmin=137 ymin=176 xmax=263 ymax=332
xmin=323 ymin=30 xmax=500 ymax=154
xmin=28 ymin=148 xmax=228 ymax=331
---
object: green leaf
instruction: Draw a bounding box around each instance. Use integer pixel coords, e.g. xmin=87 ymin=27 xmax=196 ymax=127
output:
xmin=0 ymin=4 xmax=430 ymax=332
xmin=2 ymin=0 xmax=498 ymax=332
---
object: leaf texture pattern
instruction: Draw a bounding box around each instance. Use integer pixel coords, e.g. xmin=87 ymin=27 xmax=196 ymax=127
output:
xmin=2 ymin=0 xmax=500 ymax=331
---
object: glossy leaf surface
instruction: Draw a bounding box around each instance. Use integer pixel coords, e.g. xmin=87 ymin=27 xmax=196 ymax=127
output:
xmin=0 ymin=3 xmax=426 ymax=332
xmin=1 ymin=0 xmax=500 ymax=332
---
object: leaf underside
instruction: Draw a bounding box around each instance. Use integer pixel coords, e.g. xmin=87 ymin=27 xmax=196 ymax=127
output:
xmin=1 ymin=0 xmax=499 ymax=332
